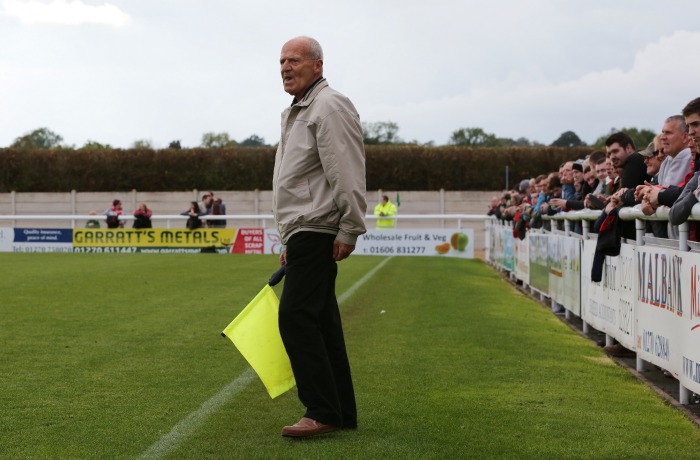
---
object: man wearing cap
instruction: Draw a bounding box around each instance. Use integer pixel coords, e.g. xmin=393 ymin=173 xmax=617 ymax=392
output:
xmin=634 ymin=137 xmax=667 ymax=236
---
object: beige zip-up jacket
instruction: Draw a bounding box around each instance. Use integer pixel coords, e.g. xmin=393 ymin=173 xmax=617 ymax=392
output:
xmin=272 ymin=79 xmax=367 ymax=246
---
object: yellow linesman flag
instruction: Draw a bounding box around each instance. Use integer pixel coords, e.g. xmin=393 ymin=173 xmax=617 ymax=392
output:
xmin=222 ymin=285 xmax=296 ymax=399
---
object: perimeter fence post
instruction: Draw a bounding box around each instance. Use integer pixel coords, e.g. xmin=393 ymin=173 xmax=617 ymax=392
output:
xmin=635 ymin=218 xmax=646 ymax=373
xmin=678 ymin=221 xmax=691 ymax=404
xmin=581 ymin=219 xmax=590 ymax=334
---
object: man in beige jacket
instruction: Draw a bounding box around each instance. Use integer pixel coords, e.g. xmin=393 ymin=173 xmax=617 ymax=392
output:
xmin=273 ymin=36 xmax=367 ymax=438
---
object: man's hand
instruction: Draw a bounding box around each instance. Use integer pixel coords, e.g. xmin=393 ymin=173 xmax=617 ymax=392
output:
xmin=279 ymin=250 xmax=286 ymax=266
xmin=647 ymin=187 xmax=661 ymax=208
xmin=549 ymin=198 xmax=566 ymax=209
xmin=641 ymin=197 xmax=656 ymax=216
xmin=333 ymin=241 xmax=355 ymax=261
xmin=635 ymin=184 xmax=652 ymax=202
xmin=606 ymin=188 xmax=626 ymax=212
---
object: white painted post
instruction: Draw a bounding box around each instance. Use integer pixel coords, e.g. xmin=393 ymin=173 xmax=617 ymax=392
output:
xmin=680 ymin=384 xmax=690 ymax=405
xmin=254 ymin=189 xmax=261 ymax=227
xmin=440 ymin=188 xmax=445 ymax=228
xmin=678 ymin=221 xmax=690 ymax=402
xmin=131 ymin=189 xmax=137 ymax=213
xmin=11 ymin=191 xmax=16 ymax=227
xmin=582 ymin=219 xmax=590 ymax=334
xmin=635 ymin=218 xmax=646 ymax=373
xmin=679 ymin=221 xmax=689 ymax=252
xmin=71 ymin=190 xmax=77 ymax=229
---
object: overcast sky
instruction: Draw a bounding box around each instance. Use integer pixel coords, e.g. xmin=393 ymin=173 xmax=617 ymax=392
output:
xmin=1 ymin=0 xmax=699 ymax=149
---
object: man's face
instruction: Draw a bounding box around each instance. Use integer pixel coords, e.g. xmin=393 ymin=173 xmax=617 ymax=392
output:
xmin=584 ymin=169 xmax=596 ymax=187
xmin=572 ymin=169 xmax=583 ymax=184
xmin=595 ymin=161 xmax=608 ymax=182
xmin=685 ymin=113 xmax=700 ymax=150
xmin=607 ymin=142 xmax=631 ymax=168
xmin=561 ymin=162 xmax=574 ymax=184
xmin=644 ymin=154 xmax=662 ymax=176
xmin=660 ymin=119 xmax=689 ymax=157
xmin=280 ymin=39 xmax=323 ymax=101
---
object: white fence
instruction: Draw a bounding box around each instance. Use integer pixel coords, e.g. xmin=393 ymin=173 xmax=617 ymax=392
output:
xmin=0 ymin=213 xmax=488 ymax=228
xmin=486 ymin=204 xmax=700 ymax=405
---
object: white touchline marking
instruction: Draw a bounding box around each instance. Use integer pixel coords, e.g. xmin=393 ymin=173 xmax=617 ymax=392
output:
xmin=138 ymin=256 xmax=393 ymax=459
xmin=137 ymin=368 xmax=256 ymax=460
xmin=337 ymin=256 xmax=392 ymax=305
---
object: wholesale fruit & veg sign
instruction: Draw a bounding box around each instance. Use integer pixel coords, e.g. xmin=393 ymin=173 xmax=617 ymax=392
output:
xmin=355 ymin=229 xmax=474 ymax=258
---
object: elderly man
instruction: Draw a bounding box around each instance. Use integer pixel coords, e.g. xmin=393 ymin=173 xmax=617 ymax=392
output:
xmin=560 ymin=161 xmax=576 ymax=200
xmin=273 ymin=36 xmax=367 ymax=438
xmin=647 ymin=116 xmax=696 ymax=212
xmin=657 ymin=115 xmax=692 ymax=186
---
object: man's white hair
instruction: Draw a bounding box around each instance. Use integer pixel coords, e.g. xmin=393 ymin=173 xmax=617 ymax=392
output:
xmin=293 ymin=36 xmax=323 ymax=60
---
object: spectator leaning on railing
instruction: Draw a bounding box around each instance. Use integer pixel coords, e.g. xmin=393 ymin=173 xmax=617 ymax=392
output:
xmin=668 ymin=97 xmax=700 ymax=240
xmin=605 ymin=132 xmax=650 ymax=240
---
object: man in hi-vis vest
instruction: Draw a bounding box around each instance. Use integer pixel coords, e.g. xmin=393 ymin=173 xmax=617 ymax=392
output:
xmin=373 ymin=195 xmax=397 ymax=229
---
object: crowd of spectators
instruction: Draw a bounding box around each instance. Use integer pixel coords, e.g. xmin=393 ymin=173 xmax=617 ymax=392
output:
xmin=488 ymin=97 xmax=700 ymax=358
xmin=489 ymin=97 xmax=700 ymax=243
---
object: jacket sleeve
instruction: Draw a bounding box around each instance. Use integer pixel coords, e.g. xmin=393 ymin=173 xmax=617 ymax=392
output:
xmin=317 ymin=109 xmax=367 ymax=245
xmin=668 ymin=172 xmax=700 ymax=225
xmin=565 ymin=199 xmax=585 ymax=211
xmin=657 ymin=186 xmax=682 ymax=208
xmin=620 ymin=188 xmax=637 ymax=207
xmin=621 ymin=154 xmax=649 ymax=190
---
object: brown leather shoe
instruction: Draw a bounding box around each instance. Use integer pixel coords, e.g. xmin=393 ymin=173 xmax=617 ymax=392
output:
xmin=281 ymin=417 xmax=339 ymax=438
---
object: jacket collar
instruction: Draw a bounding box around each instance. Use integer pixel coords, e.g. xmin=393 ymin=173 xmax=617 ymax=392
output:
xmin=291 ymin=77 xmax=327 ymax=106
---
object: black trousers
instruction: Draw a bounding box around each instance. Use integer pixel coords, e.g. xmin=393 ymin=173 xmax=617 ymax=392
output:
xmin=278 ymin=231 xmax=357 ymax=428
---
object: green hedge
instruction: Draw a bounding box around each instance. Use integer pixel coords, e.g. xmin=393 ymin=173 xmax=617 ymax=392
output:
xmin=0 ymin=146 xmax=593 ymax=192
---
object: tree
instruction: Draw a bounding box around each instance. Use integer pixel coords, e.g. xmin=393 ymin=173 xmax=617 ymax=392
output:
xmin=201 ymin=132 xmax=237 ymax=148
xmin=592 ymin=127 xmax=656 ymax=150
xmin=168 ymin=140 xmax=182 ymax=149
xmin=448 ymin=127 xmax=500 ymax=147
xmin=550 ymin=131 xmax=585 ymax=147
xmin=362 ymin=121 xmax=402 ymax=144
xmin=10 ymin=127 xmax=63 ymax=150
xmin=240 ymin=134 xmax=267 ymax=147
xmin=131 ymin=139 xmax=154 ymax=149
xmin=80 ymin=140 xmax=112 ymax=150
xmin=513 ymin=137 xmax=535 ymax=147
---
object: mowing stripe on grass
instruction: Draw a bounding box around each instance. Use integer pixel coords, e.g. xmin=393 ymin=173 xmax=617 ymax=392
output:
xmin=138 ymin=256 xmax=392 ymax=459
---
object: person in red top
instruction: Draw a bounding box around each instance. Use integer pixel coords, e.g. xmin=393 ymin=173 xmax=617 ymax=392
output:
xmin=105 ymin=199 xmax=123 ymax=229
xmin=133 ymin=203 xmax=152 ymax=229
